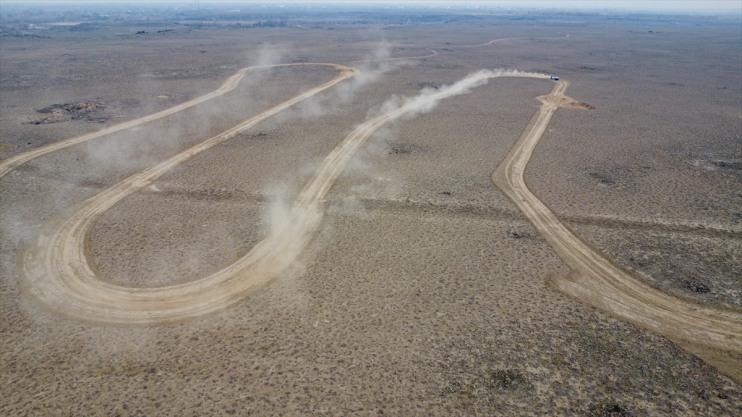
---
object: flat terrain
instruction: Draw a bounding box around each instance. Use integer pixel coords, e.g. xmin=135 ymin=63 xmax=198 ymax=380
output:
xmin=1 ymin=7 xmax=741 ymax=416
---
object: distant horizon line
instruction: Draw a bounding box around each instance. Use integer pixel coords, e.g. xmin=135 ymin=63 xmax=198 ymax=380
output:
xmin=2 ymin=0 xmax=741 ymax=17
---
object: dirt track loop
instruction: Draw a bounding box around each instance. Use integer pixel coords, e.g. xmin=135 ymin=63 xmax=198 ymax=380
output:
xmin=20 ymin=69 xmax=547 ymax=325
xmin=10 ymin=55 xmax=742 ymax=378
xmin=492 ymin=80 xmax=742 ymax=380
xmin=0 ymin=63 xmax=352 ymax=179
xmin=20 ymin=63 xmax=356 ymax=324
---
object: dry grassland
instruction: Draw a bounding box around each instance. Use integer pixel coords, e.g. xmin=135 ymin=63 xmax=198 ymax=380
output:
xmin=1 ymin=13 xmax=740 ymax=416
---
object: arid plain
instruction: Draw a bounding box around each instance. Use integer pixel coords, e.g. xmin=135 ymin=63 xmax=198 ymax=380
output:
xmin=1 ymin=6 xmax=741 ymax=416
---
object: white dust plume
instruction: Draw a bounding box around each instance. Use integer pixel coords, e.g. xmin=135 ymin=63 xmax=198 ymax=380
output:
xmin=378 ymin=68 xmax=550 ymax=120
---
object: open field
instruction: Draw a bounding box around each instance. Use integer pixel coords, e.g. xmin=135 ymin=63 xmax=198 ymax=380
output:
xmin=1 ymin=5 xmax=741 ymax=416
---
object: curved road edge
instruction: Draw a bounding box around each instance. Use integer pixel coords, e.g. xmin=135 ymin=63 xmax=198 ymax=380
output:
xmin=492 ymin=80 xmax=742 ymax=381
xmin=21 ymin=64 xmax=357 ymax=324
xmin=21 ymin=70 xmax=548 ymax=325
xmin=0 ymin=63 xmax=351 ymax=179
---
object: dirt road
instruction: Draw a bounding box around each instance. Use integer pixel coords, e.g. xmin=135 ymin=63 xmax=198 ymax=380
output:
xmin=13 ymin=53 xmax=741 ymax=378
xmin=345 ymin=48 xmax=439 ymax=63
xmin=0 ymin=63 xmax=353 ymax=179
xmin=21 ymin=70 xmax=548 ymax=324
xmin=492 ymin=80 xmax=742 ymax=380
xmin=459 ymin=34 xmax=570 ymax=48
xmin=20 ymin=64 xmax=356 ymax=324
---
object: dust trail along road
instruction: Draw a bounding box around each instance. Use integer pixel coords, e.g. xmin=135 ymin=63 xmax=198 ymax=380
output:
xmin=345 ymin=47 xmax=439 ymax=64
xmin=21 ymin=63 xmax=356 ymax=324
xmin=21 ymin=69 xmax=548 ymax=325
xmin=0 ymin=63 xmax=349 ymax=179
xmin=492 ymin=80 xmax=742 ymax=380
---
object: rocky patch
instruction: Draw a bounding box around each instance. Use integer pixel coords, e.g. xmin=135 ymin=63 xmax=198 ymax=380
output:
xmin=26 ymin=101 xmax=109 ymax=124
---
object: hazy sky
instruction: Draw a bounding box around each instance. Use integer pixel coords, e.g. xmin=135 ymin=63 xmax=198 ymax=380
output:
xmin=218 ymin=0 xmax=738 ymax=13
xmin=6 ymin=0 xmax=742 ymax=14
xmin=209 ymin=0 xmax=739 ymax=11
xmin=478 ymin=1 xmax=741 ymax=12
xmin=237 ymin=1 xmax=733 ymax=14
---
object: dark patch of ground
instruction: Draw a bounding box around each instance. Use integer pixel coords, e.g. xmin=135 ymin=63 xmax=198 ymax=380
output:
xmin=26 ymin=101 xmax=109 ymax=124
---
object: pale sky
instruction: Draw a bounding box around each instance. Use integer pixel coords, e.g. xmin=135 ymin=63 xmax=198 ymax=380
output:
xmin=215 ymin=0 xmax=740 ymax=13
xmin=475 ymin=1 xmax=741 ymax=13
xmin=5 ymin=0 xmax=742 ymax=14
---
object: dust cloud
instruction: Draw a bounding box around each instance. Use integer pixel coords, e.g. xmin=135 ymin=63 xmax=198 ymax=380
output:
xmin=380 ymin=68 xmax=549 ymax=119
xmin=286 ymin=43 xmax=412 ymax=121
xmin=264 ymin=68 xmax=550 ymax=248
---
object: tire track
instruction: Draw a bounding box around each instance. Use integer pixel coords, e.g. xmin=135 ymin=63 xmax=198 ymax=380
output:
xmin=21 ymin=70 xmax=548 ymax=325
xmin=20 ymin=64 xmax=356 ymax=324
xmin=492 ymin=80 xmax=742 ymax=380
xmin=0 ymin=63 xmax=350 ymax=179
xmin=345 ymin=48 xmax=439 ymax=63
xmin=458 ymin=34 xmax=570 ymax=48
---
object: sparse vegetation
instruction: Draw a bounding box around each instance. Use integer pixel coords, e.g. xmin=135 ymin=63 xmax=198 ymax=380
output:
xmin=1 ymin=3 xmax=740 ymax=416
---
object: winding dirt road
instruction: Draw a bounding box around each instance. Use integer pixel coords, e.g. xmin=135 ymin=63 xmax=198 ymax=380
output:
xmin=459 ymin=34 xmax=570 ymax=48
xmin=345 ymin=48 xmax=439 ymax=63
xmin=0 ymin=63 xmax=352 ymax=179
xmin=492 ymin=80 xmax=742 ymax=380
xmin=20 ymin=63 xmax=356 ymax=324
xmin=20 ymin=70 xmax=547 ymax=324
xmin=7 ymin=42 xmax=740 ymax=378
